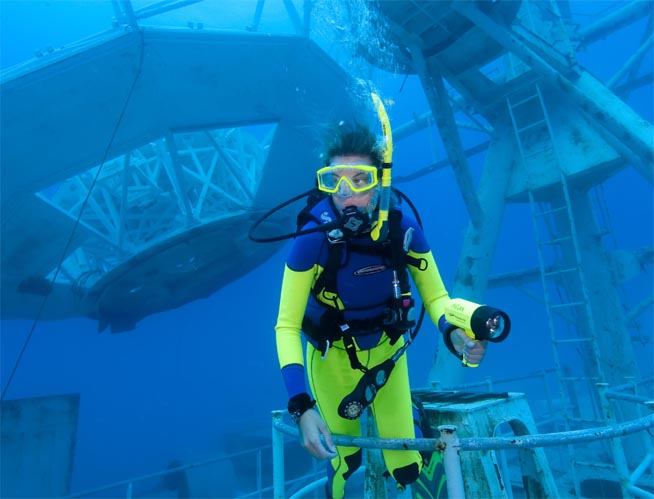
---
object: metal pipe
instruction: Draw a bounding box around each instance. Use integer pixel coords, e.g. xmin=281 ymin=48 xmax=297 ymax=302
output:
xmin=256 ymin=448 xmax=263 ymax=497
xmin=394 ymin=112 xmax=491 ymax=142
xmin=289 ymin=469 xmax=364 ymax=499
xmin=288 ymin=477 xmax=328 ymax=499
xmin=393 ymin=141 xmax=490 ymax=184
xmin=605 ymin=391 xmax=654 ymax=405
xmin=408 ymin=43 xmax=483 ymax=229
xmin=577 ymin=1 xmax=652 ymax=48
xmin=598 ymin=383 xmax=633 ymax=499
xmin=460 ymin=414 xmax=654 ymax=452
xmin=393 ymin=112 xmax=433 ymax=141
xmin=625 ymin=483 xmax=654 ymax=499
xmin=247 ymin=0 xmax=266 ymax=32
xmin=438 ymin=425 xmax=466 ymax=499
xmin=272 ymin=410 xmax=286 ymax=499
xmin=282 ymin=0 xmax=304 ymax=36
xmin=131 ymin=0 xmax=203 ymax=21
xmin=69 ymin=439 xmax=265 ymax=497
xmin=272 ymin=413 xmax=654 ymax=452
xmin=630 ymin=453 xmax=653 ymax=484
xmin=609 ymin=376 xmax=654 ymax=392
xmin=607 ymin=34 xmax=653 ymax=89
xmin=363 ymin=410 xmax=388 ymax=499
xmin=625 ymin=293 xmax=654 ymax=324
xmin=119 ymin=0 xmax=139 ymax=27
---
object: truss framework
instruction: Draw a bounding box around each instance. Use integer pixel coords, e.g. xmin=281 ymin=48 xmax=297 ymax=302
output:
xmin=37 ymin=124 xmax=275 ymax=288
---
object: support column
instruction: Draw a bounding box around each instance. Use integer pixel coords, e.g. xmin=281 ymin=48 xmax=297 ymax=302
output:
xmin=429 ymin=123 xmax=515 ymax=388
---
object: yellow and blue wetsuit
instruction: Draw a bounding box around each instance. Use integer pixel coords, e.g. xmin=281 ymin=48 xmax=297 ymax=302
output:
xmin=275 ymin=197 xmax=451 ymax=498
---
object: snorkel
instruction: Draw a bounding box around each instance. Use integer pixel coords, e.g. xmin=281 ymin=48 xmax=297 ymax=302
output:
xmin=370 ymin=92 xmax=393 ymax=242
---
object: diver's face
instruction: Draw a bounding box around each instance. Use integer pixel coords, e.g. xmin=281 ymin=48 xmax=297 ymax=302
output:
xmin=329 ymin=155 xmax=379 ymax=214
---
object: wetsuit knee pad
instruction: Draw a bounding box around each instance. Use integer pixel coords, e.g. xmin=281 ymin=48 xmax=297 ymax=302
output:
xmin=327 ymin=449 xmax=362 ymax=499
xmin=392 ymin=462 xmax=420 ymax=486
xmin=343 ymin=449 xmax=363 ymax=478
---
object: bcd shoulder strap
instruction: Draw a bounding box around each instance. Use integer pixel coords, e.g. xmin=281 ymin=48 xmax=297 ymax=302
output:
xmin=296 ymin=189 xmax=327 ymax=232
xmin=388 ymin=210 xmax=411 ymax=294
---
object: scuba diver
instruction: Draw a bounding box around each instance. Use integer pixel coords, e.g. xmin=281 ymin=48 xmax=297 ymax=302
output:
xmin=270 ymin=95 xmax=488 ymax=499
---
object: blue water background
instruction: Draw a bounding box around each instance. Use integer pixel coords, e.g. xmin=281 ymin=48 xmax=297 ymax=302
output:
xmin=1 ymin=0 xmax=652 ymax=495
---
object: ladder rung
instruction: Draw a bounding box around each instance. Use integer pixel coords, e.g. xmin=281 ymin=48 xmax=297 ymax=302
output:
xmin=575 ymin=460 xmax=616 ymax=470
xmin=534 ymin=205 xmax=567 ymax=217
xmin=548 ymin=300 xmax=584 ymax=309
xmin=539 ymin=235 xmax=573 ymax=245
xmin=522 ymin=146 xmax=554 ymax=159
xmin=516 ymin=118 xmax=547 ymax=134
xmin=561 ymin=375 xmax=601 ymax=382
xmin=544 ymin=267 xmax=578 ymax=277
xmin=554 ymin=336 xmax=592 ymax=344
xmin=510 ymin=93 xmax=539 ymax=108
xmin=567 ymin=415 xmax=605 ymax=424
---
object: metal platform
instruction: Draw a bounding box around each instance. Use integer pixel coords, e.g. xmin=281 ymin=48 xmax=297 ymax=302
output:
xmin=413 ymin=389 xmax=558 ymax=498
xmin=1 ymin=394 xmax=80 ymax=498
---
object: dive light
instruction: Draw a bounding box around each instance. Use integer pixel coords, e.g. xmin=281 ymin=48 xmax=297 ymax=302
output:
xmin=441 ymin=298 xmax=511 ymax=367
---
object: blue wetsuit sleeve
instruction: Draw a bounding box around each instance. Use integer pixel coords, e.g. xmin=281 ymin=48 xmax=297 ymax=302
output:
xmin=280 ymin=364 xmax=306 ymax=398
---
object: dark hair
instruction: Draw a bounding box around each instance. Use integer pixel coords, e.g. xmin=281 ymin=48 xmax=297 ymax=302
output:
xmin=322 ymin=122 xmax=383 ymax=167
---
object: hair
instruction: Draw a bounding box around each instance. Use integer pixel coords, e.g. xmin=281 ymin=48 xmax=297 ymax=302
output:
xmin=322 ymin=122 xmax=384 ymax=167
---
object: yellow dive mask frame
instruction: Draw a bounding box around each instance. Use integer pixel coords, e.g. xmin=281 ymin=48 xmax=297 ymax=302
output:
xmin=316 ymin=165 xmax=379 ymax=194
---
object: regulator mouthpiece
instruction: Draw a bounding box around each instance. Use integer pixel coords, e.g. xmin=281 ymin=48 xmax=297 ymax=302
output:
xmin=340 ymin=206 xmax=371 ymax=237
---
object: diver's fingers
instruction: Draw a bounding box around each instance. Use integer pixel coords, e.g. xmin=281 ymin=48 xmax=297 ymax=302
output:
xmin=305 ymin=435 xmax=327 ymax=459
xmin=451 ymin=328 xmax=474 ymax=351
xmin=299 ymin=410 xmax=337 ymax=460
xmin=305 ymin=434 xmax=336 ymax=460
xmin=318 ymin=422 xmax=337 ymax=457
xmin=463 ymin=339 xmax=488 ymax=364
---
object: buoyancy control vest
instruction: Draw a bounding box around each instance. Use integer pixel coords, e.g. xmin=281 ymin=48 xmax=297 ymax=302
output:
xmin=298 ymin=195 xmax=425 ymax=371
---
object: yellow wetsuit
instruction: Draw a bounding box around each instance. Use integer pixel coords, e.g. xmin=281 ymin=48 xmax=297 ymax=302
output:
xmin=275 ymin=199 xmax=450 ymax=498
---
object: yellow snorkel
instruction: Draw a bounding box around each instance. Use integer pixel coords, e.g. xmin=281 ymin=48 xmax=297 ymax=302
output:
xmin=370 ymin=92 xmax=393 ymax=242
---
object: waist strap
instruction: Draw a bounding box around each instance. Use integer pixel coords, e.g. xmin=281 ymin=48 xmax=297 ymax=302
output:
xmin=302 ymin=314 xmax=385 ymax=344
xmin=302 ymin=312 xmax=386 ymax=371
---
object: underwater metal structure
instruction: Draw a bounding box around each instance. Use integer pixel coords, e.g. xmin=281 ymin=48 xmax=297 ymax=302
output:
xmin=1 ymin=0 xmax=652 ymax=498
xmin=0 ymin=2 xmax=360 ymax=333
xmin=360 ymin=0 xmax=653 ymax=497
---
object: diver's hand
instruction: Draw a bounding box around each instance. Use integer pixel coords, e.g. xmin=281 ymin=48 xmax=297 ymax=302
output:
xmin=451 ymin=328 xmax=488 ymax=365
xmin=298 ymin=408 xmax=338 ymax=460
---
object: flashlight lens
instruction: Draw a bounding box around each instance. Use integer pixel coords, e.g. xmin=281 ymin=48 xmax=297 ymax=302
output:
xmin=486 ymin=315 xmax=505 ymax=338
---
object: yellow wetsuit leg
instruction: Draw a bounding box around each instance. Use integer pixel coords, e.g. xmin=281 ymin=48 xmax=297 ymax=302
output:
xmin=307 ymin=337 xmax=422 ymax=498
xmin=370 ymin=339 xmax=423 ymax=486
xmin=307 ymin=342 xmax=363 ymax=499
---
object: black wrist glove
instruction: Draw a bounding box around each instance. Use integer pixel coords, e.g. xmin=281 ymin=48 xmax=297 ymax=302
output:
xmin=287 ymin=392 xmax=316 ymax=424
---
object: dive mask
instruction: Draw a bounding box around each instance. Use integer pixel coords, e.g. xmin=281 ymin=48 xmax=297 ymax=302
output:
xmin=317 ymin=165 xmax=379 ymax=196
